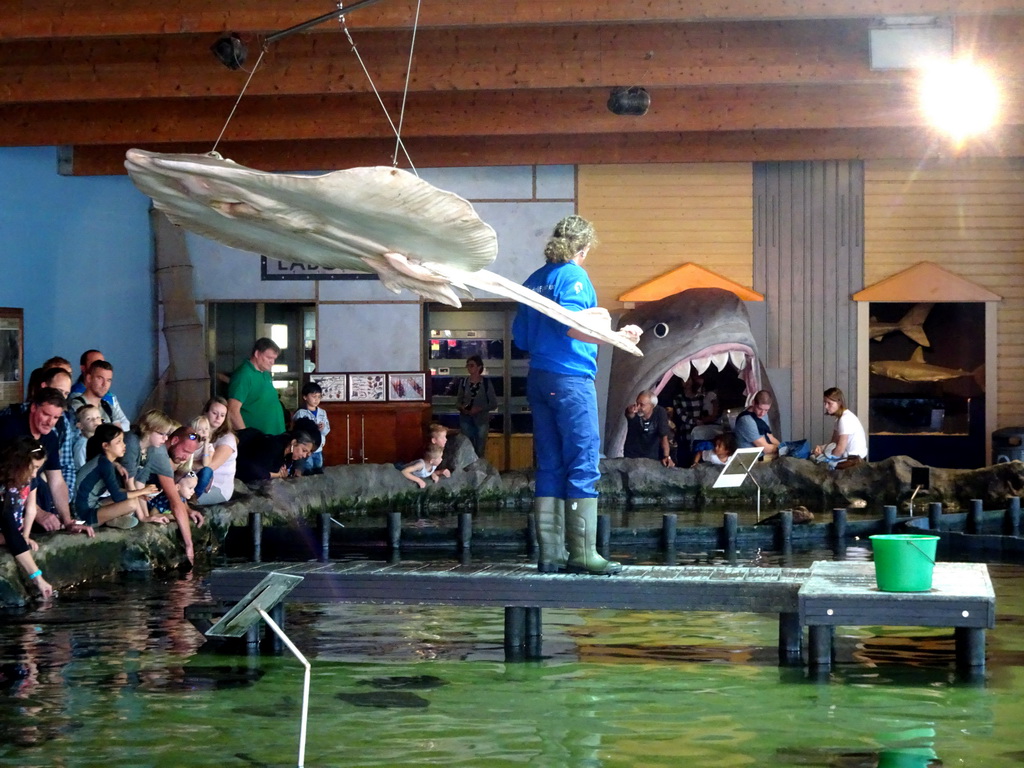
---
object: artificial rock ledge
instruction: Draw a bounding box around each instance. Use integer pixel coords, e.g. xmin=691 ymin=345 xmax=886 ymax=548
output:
xmin=3 ymin=434 xmax=1023 ymax=607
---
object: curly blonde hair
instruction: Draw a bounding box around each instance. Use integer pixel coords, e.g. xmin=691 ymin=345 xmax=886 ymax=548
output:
xmin=543 ymin=215 xmax=598 ymax=264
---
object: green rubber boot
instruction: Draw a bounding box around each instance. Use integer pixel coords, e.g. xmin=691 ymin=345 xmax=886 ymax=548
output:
xmin=565 ymin=498 xmax=621 ymax=575
xmin=535 ymin=497 xmax=568 ymax=573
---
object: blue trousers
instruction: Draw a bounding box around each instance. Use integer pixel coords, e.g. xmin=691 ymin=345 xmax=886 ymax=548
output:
xmin=527 ymin=368 xmax=601 ymax=499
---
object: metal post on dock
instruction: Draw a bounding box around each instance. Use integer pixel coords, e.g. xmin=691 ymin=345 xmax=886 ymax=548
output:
xmin=262 ymin=602 xmax=286 ymax=655
xmin=1005 ymin=496 xmax=1021 ymax=536
xmin=955 ymin=627 xmax=986 ymax=671
xmin=318 ymin=512 xmax=331 ymax=563
xmin=775 ymin=510 xmax=793 ymax=551
xmin=831 ymin=508 xmax=847 ymax=544
xmin=778 ymin=612 xmax=802 ymax=666
xmin=249 ymin=512 xmax=262 ymax=564
xmin=597 ymin=514 xmax=611 ymax=557
xmin=387 ymin=511 xmax=402 ymax=550
xmin=662 ymin=514 xmax=677 ymax=550
xmin=525 ymin=607 xmax=543 ymax=659
xmin=928 ymin=501 xmax=943 ymax=530
xmin=722 ymin=512 xmax=738 ymax=556
xmin=882 ymin=505 xmax=897 ymax=534
xmin=458 ymin=513 xmax=473 ymax=551
xmin=968 ymin=499 xmax=983 ymax=534
xmin=807 ymin=625 xmax=834 ymax=670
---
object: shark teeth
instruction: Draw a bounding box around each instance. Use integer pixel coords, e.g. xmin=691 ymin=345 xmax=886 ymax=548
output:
xmin=710 ymin=352 xmax=730 ymax=371
xmin=730 ymin=350 xmax=747 ymax=370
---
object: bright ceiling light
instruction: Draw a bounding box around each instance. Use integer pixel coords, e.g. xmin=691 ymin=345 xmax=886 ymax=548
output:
xmin=919 ymin=59 xmax=1000 ymax=143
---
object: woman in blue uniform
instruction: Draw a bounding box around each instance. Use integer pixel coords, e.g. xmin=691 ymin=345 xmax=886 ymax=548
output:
xmin=512 ymin=215 xmax=641 ymax=575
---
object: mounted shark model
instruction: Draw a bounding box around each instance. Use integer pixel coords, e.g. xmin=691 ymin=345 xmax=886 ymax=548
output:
xmin=124 ymin=149 xmax=641 ymax=356
xmin=869 ymin=303 xmax=933 ymax=347
xmin=870 ymin=347 xmax=983 ymax=384
xmin=605 ymin=288 xmax=776 ymax=457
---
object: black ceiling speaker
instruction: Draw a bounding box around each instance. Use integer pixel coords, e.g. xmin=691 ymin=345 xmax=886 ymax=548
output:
xmin=607 ymin=87 xmax=650 ymax=116
xmin=211 ymin=34 xmax=248 ymax=70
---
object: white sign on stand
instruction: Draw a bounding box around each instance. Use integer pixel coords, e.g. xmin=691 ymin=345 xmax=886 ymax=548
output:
xmin=712 ymin=447 xmax=764 ymax=520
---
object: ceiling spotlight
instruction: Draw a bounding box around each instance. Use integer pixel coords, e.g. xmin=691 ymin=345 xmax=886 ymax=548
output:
xmin=607 ymin=87 xmax=650 ymax=116
xmin=211 ymin=33 xmax=248 ymax=70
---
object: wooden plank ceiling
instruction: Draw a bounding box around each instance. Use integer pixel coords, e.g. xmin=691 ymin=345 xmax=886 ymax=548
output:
xmin=2 ymin=0 xmax=1023 ymax=174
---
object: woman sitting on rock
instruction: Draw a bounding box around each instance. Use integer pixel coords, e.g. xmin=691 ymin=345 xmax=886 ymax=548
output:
xmin=195 ymin=397 xmax=239 ymax=506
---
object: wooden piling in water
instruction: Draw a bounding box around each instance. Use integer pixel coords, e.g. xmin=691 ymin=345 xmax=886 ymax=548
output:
xmin=882 ymin=505 xmax=897 ymax=534
xmin=1005 ymin=496 xmax=1021 ymax=536
xmin=249 ymin=512 xmax=262 ymax=564
xmin=387 ymin=511 xmax=402 ymax=550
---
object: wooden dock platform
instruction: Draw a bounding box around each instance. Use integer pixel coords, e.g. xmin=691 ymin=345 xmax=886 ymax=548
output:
xmin=206 ymin=560 xmax=995 ymax=670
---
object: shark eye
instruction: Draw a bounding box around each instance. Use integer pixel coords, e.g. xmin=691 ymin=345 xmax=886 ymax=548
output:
xmin=653 ymin=323 xmax=669 ymax=338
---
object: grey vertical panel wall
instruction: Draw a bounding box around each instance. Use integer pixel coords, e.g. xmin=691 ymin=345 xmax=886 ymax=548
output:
xmin=753 ymin=161 xmax=865 ymax=448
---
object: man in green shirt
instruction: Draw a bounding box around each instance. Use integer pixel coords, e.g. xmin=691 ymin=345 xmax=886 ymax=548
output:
xmin=227 ymin=338 xmax=285 ymax=434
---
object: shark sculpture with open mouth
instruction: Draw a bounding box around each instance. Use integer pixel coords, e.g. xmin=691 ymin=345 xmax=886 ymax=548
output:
xmin=124 ymin=149 xmax=642 ymax=357
xmin=605 ymin=287 xmax=775 ymax=457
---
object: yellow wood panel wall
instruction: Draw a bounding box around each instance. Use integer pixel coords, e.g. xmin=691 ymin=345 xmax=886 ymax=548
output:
xmin=578 ymin=164 xmax=754 ymax=308
xmin=864 ymin=158 xmax=1024 ymax=426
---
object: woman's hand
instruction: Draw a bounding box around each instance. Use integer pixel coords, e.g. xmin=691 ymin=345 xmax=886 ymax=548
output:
xmin=26 ymin=537 xmax=38 ymax=552
xmin=618 ymin=324 xmax=643 ymax=344
xmin=34 ymin=575 xmax=53 ymax=600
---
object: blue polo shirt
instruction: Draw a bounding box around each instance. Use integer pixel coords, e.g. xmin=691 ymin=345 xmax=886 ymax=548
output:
xmin=512 ymin=261 xmax=599 ymax=379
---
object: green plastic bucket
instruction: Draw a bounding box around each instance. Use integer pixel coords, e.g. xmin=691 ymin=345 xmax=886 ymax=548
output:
xmin=869 ymin=534 xmax=939 ymax=592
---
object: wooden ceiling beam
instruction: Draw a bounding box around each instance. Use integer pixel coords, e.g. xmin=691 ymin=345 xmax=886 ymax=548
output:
xmin=3 ymin=84 xmax=1022 ymax=146
xmin=63 ymin=127 xmax=1024 ymax=176
xmin=4 ymin=19 xmax=930 ymax=104
xmin=7 ymin=0 xmax=1024 ymax=40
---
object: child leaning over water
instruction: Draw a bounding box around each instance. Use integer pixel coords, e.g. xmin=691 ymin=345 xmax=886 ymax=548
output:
xmin=146 ymin=471 xmax=199 ymax=516
xmin=401 ymin=443 xmax=450 ymax=489
xmin=75 ymin=423 xmax=161 ymax=529
xmin=0 ymin=437 xmax=54 ymax=598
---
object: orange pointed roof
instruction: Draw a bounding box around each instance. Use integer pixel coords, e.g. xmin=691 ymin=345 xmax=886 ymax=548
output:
xmin=854 ymin=261 xmax=1001 ymax=302
xmin=618 ymin=263 xmax=763 ymax=304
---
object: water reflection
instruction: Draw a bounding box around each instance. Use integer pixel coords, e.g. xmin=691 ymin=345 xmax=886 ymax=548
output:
xmin=0 ymin=559 xmax=1019 ymax=766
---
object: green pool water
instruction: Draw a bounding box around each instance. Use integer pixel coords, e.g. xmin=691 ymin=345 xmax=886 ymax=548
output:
xmin=1 ymin=555 xmax=1023 ymax=767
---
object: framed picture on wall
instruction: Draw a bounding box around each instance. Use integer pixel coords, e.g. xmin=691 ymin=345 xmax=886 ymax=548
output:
xmin=349 ymin=373 xmax=386 ymax=402
xmin=0 ymin=308 xmax=24 ymax=407
xmin=388 ymin=372 xmax=427 ymax=402
xmin=314 ymin=374 xmax=347 ymax=402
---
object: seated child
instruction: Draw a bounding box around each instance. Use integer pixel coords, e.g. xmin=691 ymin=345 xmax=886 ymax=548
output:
xmin=187 ymin=415 xmax=215 ymax=495
xmin=147 ymin=471 xmax=199 ymax=515
xmin=73 ymin=404 xmax=104 ymax=470
xmin=0 ymin=437 xmax=53 ymax=599
xmin=692 ymin=432 xmax=738 ymax=467
xmin=401 ymin=444 xmax=450 ymax=488
xmin=293 ymin=382 xmax=330 ymax=476
xmin=75 ymin=423 xmax=160 ymax=528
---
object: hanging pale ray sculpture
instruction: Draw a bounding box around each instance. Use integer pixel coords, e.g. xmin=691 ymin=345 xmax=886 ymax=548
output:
xmin=125 ymin=150 xmax=641 ymax=356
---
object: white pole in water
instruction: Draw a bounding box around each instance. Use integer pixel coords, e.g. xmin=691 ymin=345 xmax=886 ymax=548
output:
xmin=258 ymin=608 xmax=311 ymax=768
xmin=748 ymin=473 xmax=762 ymax=522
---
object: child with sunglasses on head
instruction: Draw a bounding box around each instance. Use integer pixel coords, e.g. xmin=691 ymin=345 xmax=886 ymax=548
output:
xmin=0 ymin=438 xmax=54 ymax=599
xmin=75 ymin=423 xmax=161 ymax=529
xmin=146 ymin=471 xmax=199 ymax=516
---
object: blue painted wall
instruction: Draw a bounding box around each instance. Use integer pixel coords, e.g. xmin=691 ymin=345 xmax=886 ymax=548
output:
xmin=0 ymin=147 xmax=156 ymax=417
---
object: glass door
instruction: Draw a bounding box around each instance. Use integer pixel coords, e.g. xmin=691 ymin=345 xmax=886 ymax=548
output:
xmin=425 ymin=302 xmax=531 ymax=470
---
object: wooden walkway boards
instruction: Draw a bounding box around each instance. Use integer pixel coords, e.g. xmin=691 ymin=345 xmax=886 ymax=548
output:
xmin=799 ymin=561 xmax=994 ymax=669
xmin=210 ymin=561 xmax=808 ymax=613
xmin=206 ymin=560 xmax=995 ymax=671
